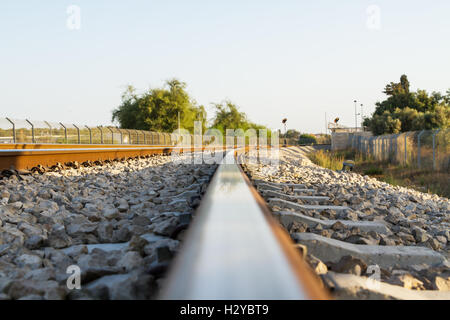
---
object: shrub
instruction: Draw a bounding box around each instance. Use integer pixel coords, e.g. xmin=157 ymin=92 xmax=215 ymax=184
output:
xmin=299 ymin=134 xmax=317 ymax=145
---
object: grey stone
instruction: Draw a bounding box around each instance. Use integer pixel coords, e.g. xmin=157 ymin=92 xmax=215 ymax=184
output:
xmin=77 ymin=252 xmax=121 ymax=282
xmin=37 ymin=200 xmax=59 ymax=213
xmin=293 ymin=233 xmax=446 ymax=269
xmin=329 ymin=255 xmax=367 ymax=276
xmin=63 ymin=244 xmax=88 ymax=259
xmin=96 ymin=221 xmax=114 ymax=243
xmin=24 ymin=268 xmax=56 ymax=281
xmin=126 ymin=235 xmax=149 ymax=256
xmin=344 ymin=235 xmax=378 ymax=245
xmin=67 ymin=221 xmax=97 ymax=236
xmin=24 ymin=235 xmax=45 ymax=250
xmin=113 ymin=226 xmax=133 ymax=243
xmin=117 ymin=252 xmax=144 ymax=272
xmin=269 ymin=198 xmax=349 ymax=213
xmin=306 ymin=255 xmax=328 ymax=275
xmin=412 ymin=228 xmax=430 ymax=243
xmin=273 ymin=211 xmax=390 ymax=234
xmin=15 ymin=254 xmax=42 ymax=269
xmin=103 ymin=206 xmax=120 ymax=220
xmin=117 ymin=199 xmax=129 ymax=213
xmin=8 ymin=280 xmax=65 ymax=300
xmin=153 ymin=217 xmax=179 ymax=237
xmin=82 ymin=271 xmax=154 ymax=300
xmin=324 ymin=271 xmax=450 ymax=300
xmin=379 ymin=235 xmax=396 ymax=246
xmin=426 ymin=238 xmax=442 ymax=251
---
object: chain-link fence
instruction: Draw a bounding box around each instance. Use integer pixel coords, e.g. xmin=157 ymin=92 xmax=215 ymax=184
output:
xmin=349 ymin=129 xmax=450 ymax=172
xmin=0 ymin=117 xmax=282 ymax=148
xmin=0 ymin=117 xmax=194 ymax=146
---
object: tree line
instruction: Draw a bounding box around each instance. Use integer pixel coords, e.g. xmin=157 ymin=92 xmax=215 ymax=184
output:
xmin=112 ymin=79 xmax=271 ymax=136
xmin=363 ymin=75 xmax=450 ymax=135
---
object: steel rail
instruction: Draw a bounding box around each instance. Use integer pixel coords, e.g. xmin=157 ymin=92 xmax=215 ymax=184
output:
xmin=0 ymin=144 xmax=224 ymax=171
xmin=160 ymin=149 xmax=329 ymax=300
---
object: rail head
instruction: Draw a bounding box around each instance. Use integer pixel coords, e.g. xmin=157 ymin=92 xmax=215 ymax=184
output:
xmin=160 ymin=149 xmax=329 ymax=300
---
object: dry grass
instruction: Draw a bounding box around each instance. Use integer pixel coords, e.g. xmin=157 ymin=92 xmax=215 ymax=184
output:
xmin=308 ymin=150 xmax=345 ymax=171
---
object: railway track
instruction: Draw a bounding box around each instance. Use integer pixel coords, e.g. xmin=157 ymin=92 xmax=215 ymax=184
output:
xmin=0 ymin=143 xmax=328 ymax=300
xmin=0 ymin=143 xmax=448 ymax=300
xmin=161 ymin=149 xmax=328 ymax=299
xmin=0 ymin=144 xmax=219 ymax=172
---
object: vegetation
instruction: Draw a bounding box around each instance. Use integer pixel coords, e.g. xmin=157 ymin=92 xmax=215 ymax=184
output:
xmin=314 ymin=134 xmax=331 ymax=145
xmin=363 ymin=166 xmax=383 ymax=176
xmin=299 ymin=134 xmax=317 ymax=145
xmin=283 ymin=129 xmax=301 ymax=140
xmin=209 ymin=101 xmax=270 ymax=137
xmin=112 ymin=79 xmax=207 ymax=133
xmin=363 ymin=75 xmax=450 ymax=135
xmin=308 ymin=150 xmax=346 ymax=171
xmin=112 ymin=80 xmax=271 ymax=137
xmin=308 ymin=149 xmax=450 ymax=198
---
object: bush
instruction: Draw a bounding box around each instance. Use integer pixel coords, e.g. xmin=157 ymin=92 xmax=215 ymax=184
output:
xmin=299 ymin=134 xmax=317 ymax=145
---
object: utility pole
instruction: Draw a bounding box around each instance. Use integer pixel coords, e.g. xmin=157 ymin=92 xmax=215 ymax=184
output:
xmin=354 ymin=100 xmax=358 ymax=131
xmin=360 ymin=104 xmax=364 ymax=131
xmin=324 ymin=112 xmax=327 ymax=135
xmin=178 ymin=111 xmax=181 ymax=134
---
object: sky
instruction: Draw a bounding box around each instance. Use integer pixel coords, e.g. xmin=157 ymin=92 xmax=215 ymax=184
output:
xmin=1 ymin=1 xmax=449 ymax=133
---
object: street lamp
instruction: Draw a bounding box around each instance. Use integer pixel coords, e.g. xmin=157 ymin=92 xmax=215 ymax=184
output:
xmin=354 ymin=100 xmax=358 ymax=131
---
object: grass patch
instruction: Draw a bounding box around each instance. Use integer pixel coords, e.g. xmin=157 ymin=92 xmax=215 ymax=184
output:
xmin=363 ymin=167 xmax=383 ymax=176
xmin=308 ymin=150 xmax=450 ymax=198
xmin=308 ymin=150 xmax=345 ymax=171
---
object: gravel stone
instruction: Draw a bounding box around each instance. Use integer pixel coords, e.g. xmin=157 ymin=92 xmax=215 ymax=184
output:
xmin=244 ymin=146 xmax=450 ymax=297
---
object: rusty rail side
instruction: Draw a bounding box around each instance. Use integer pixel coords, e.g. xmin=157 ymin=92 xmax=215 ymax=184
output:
xmin=0 ymin=145 xmax=224 ymax=171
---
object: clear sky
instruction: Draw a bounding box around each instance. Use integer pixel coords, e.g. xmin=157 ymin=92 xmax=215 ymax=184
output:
xmin=1 ymin=1 xmax=449 ymax=133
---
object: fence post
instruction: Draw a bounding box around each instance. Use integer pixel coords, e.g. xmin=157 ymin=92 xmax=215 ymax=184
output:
xmin=380 ymin=137 xmax=383 ymax=161
xmin=73 ymin=124 xmax=80 ymax=144
xmin=26 ymin=119 xmax=35 ymax=143
xmin=59 ymin=123 xmax=67 ymax=143
xmin=404 ymin=133 xmax=408 ymax=165
xmin=378 ymin=137 xmax=381 ymax=160
xmin=107 ymin=127 xmax=114 ymax=144
xmin=417 ymin=130 xmax=425 ymax=169
xmin=390 ymin=135 xmax=393 ymax=161
xmin=116 ymin=127 xmax=123 ymax=144
xmin=126 ymin=129 xmax=132 ymax=144
xmin=43 ymin=121 xmax=52 ymax=143
xmin=432 ymin=129 xmax=440 ymax=171
xmin=143 ymin=131 xmax=146 ymax=144
xmin=85 ymin=126 xmax=92 ymax=144
xmin=5 ymin=117 xmax=16 ymax=143
xmin=97 ymin=126 xmax=104 ymax=144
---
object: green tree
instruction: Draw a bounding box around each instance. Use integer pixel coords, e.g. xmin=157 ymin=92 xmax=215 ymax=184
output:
xmin=284 ymin=129 xmax=301 ymax=140
xmin=112 ymin=79 xmax=206 ymax=133
xmin=210 ymin=101 xmax=273 ymax=142
xmin=367 ymin=111 xmax=402 ymax=135
xmin=210 ymin=101 xmax=250 ymax=133
xmin=364 ymin=75 xmax=449 ymax=134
